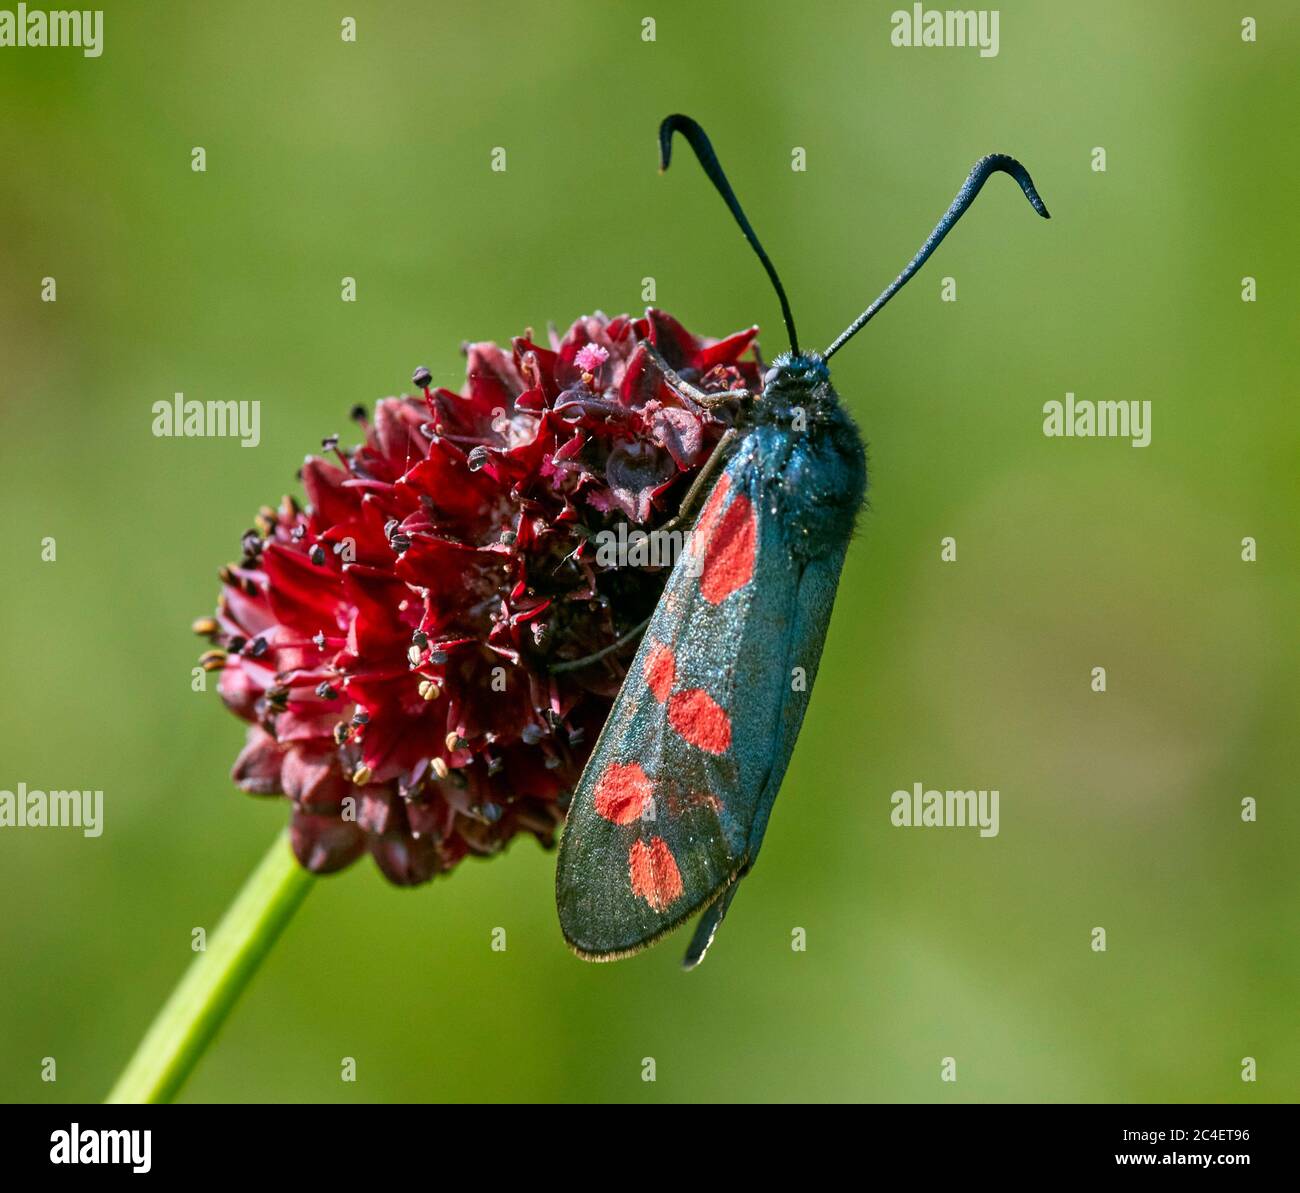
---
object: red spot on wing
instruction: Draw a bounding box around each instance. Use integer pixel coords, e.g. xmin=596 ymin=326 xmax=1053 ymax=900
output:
xmin=628 ymin=836 xmax=685 ymax=912
xmin=699 ymin=490 xmax=756 ymax=605
xmin=644 ymin=640 xmax=676 ymax=703
xmin=593 ymin=761 xmax=654 ymax=825
xmin=668 ymin=687 xmax=733 ymax=755
xmin=694 ymin=474 xmax=731 ymax=545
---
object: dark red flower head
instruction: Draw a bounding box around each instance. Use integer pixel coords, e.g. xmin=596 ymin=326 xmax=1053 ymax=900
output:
xmin=197 ymin=310 xmax=761 ymax=885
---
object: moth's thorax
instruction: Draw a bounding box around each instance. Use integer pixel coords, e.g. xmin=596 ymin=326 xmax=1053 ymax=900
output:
xmin=743 ymin=353 xmax=868 ymax=560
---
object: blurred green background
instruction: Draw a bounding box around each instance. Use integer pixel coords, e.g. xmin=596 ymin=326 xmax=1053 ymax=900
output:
xmin=1 ymin=0 xmax=1296 ymax=1103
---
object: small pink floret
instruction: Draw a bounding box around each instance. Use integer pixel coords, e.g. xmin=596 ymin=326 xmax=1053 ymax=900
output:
xmin=575 ymin=344 xmax=609 ymax=373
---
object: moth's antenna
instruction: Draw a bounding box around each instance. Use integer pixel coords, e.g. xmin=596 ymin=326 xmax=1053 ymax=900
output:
xmin=824 ymin=154 xmax=1049 ymax=360
xmin=659 ymin=114 xmax=800 ymax=356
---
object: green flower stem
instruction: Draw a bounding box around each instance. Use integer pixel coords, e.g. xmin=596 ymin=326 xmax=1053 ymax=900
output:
xmin=106 ymin=829 xmax=314 ymax=1104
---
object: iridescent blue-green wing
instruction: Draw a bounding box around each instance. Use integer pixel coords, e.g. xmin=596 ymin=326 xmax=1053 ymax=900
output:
xmin=556 ymin=449 xmax=775 ymax=960
xmin=681 ymin=537 xmax=851 ymax=967
xmin=557 ymin=433 xmax=852 ymax=965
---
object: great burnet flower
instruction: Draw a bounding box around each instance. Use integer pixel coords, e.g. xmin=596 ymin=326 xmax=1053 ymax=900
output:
xmin=195 ymin=310 xmax=761 ymax=885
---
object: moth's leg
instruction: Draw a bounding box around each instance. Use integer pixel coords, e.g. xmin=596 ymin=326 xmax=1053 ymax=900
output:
xmin=656 ymin=428 xmax=737 ymax=535
xmin=641 ymin=342 xmax=752 ymax=411
xmin=549 ymin=429 xmax=737 ymax=675
xmin=549 ymin=613 xmax=653 ymax=674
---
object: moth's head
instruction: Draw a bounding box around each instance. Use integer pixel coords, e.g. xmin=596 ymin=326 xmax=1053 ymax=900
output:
xmin=762 ymin=353 xmax=830 ymax=399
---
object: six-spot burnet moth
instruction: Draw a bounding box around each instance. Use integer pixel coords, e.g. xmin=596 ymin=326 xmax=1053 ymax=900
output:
xmin=555 ymin=114 xmax=1049 ymax=967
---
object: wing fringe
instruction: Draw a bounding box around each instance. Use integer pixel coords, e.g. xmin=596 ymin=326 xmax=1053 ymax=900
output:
xmin=562 ymin=865 xmax=745 ymax=964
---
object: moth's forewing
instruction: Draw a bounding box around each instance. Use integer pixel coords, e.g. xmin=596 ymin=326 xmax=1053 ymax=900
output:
xmin=558 ymin=447 xmax=765 ymax=957
xmin=681 ymin=435 xmax=857 ymax=967
xmin=739 ymin=530 xmax=852 ymax=862
xmin=556 ymin=421 xmax=855 ymax=963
